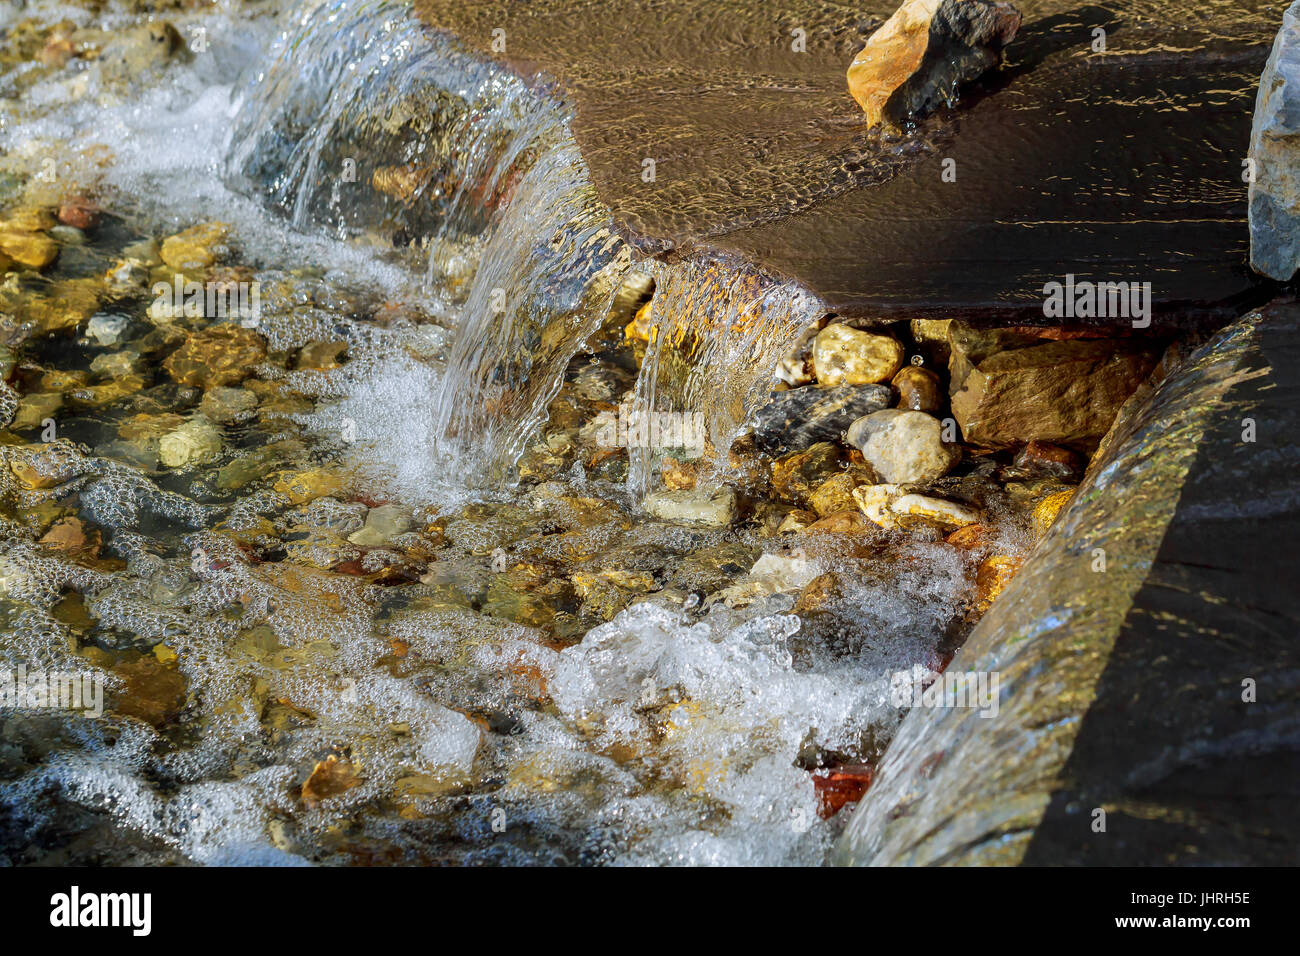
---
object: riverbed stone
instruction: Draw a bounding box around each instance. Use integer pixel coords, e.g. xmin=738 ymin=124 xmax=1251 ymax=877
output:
xmin=159 ymin=416 xmax=222 ymax=468
xmin=950 ymin=339 xmax=1156 ymax=448
xmin=847 ymin=408 xmax=959 ymax=483
xmin=0 ymin=229 xmax=58 ymax=268
xmin=642 ymin=487 xmax=736 ymax=528
xmin=199 ymin=385 xmax=259 ymax=424
xmin=163 ymin=325 xmax=266 ymax=387
xmin=159 ymin=221 xmax=229 ymax=273
xmin=846 ymin=0 xmax=1022 ymax=129
xmin=812 ymin=324 xmax=904 ymax=386
xmin=1249 ymin=2 xmax=1300 ymax=279
xmin=891 ymin=364 xmax=943 ymax=412
xmin=750 ymin=384 xmax=890 ymax=454
xmin=771 ymin=441 xmax=841 ymax=505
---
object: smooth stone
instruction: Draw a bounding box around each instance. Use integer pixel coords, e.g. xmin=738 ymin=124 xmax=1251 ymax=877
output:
xmin=847 ymin=409 xmax=960 ymax=484
xmin=159 ymin=221 xmax=229 ymax=273
xmin=199 ymin=385 xmax=259 ymax=424
xmin=809 ymin=472 xmax=864 ymax=517
xmin=642 ymin=487 xmax=737 ymax=528
xmin=158 ymin=416 xmax=222 ymax=468
xmin=86 ymin=312 xmax=131 ymax=346
xmin=846 ymin=0 xmax=1022 ymax=129
xmin=348 ymin=503 xmax=415 ymax=546
xmin=1003 ymin=439 xmax=1082 ymax=481
xmin=750 ymin=384 xmax=890 ymax=454
xmin=163 ymin=325 xmax=267 ymax=387
xmin=892 ymin=365 xmax=943 ymax=412
xmin=812 ymin=324 xmax=904 ymax=386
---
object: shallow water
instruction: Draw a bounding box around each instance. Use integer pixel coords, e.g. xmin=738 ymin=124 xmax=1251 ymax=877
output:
xmin=0 ymin=0 xmax=1036 ymax=865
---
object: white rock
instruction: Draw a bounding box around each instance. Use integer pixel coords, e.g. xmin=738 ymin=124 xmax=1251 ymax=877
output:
xmin=847 ymin=408 xmax=959 ymax=483
xmin=643 ymin=487 xmax=737 ymax=528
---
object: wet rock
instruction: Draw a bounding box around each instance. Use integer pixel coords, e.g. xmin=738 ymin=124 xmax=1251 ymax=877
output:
xmin=804 ymin=510 xmax=871 ymax=533
xmin=199 ymin=385 xmax=258 ymax=424
xmin=301 ymin=753 xmax=364 ymax=809
xmin=846 ymin=0 xmax=1022 ymax=129
xmin=0 ymin=229 xmax=58 ymax=268
xmin=89 ymin=349 xmax=143 ymax=380
xmin=643 ymin=486 xmax=737 ymax=528
xmin=86 ymin=313 xmax=131 ymax=347
xmin=777 ymin=509 xmax=818 ymax=533
xmin=809 ymin=472 xmax=865 ymax=517
xmin=1003 ymin=439 xmax=1082 ymax=481
xmin=974 ymin=553 xmax=1021 ymax=612
xmin=99 ymin=22 xmax=186 ymax=86
xmin=1249 ymin=4 xmax=1300 ymax=279
xmin=751 ymin=384 xmax=891 ymax=454
xmin=720 ymin=551 xmax=822 ymax=605
xmin=847 ymin=408 xmax=960 ymax=483
xmin=163 ymin=325 xmax=266 ymax=387
xmin=950 ymin=339 xmax=1157 ymax=448
xmin=11 ymin=392 xmax=62 ymax=431
xmin=296 ymin=340 xmax=348 ymax=370
xmin=812 ymin=324 xmax=904 ymax=386
xmin=57 ymin=196 xmax=100 ymax=231
xmin=159 ymin=221 xmax=229 ymax=273
xmin=348 ymin=504 xmax=414 ymax=546
xmin=852 ymin=483 xmax=976 ymax=530
xmin=891 ymin=365 xmax=943 ymax=412
xmin=771 ymin=441 xmax=841 ymax=505
xmin=793 ymin=572 xmax=845 ymax=613
xmin=39 ymin=516 xmax=101 ymax=561
xmin=159 ymin=416 xmax=222 ymax=468
xmin=660 ymin=456 xmax=697 ymax=491
xmin=1031 ymin=487 xmax=1073 ymax=537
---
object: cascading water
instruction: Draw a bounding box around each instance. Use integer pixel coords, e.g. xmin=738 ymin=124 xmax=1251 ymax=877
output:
xmin=226 ymin=0 xmax=634 ymax=483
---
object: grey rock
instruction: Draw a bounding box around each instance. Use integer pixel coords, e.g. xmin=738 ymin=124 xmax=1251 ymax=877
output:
xmin=750 ymin=384 xmax=890 ymax=455
xmin=1250 ymin=2 xmax=1300 ymax=280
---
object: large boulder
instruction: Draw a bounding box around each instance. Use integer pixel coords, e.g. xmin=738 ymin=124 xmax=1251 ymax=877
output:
xmin=847 ymin=0 xmax=1022 ymax=129
xmin=950 ymin=337 xmax=1157 ymax=449
xmin=1249 ymin=2 xmax=1300 ymax=280
xmin=837 ymin=301 xmax=1300 ymax=865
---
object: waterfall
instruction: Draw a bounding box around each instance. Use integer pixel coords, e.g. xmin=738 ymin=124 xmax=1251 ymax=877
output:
xmin=626 ymin=256 xmax=823 ymax=496
xmin=225 ymin=0 xmax=819 ymax=493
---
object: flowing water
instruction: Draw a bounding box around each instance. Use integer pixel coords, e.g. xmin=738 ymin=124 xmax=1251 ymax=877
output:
xmin=0 ymin=0 xmax=1035 ymax=864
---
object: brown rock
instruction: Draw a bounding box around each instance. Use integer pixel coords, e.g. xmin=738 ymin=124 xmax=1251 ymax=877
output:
xmin=163 ymin=325 xmax=267 ymax=387
xmin=794 ymin=572 xmax=846 ymax=613
xmin=57 ymin=196 xmax=100 ymax=231
xmin=809 ymin=472 xmax=863 ymax=517
xmin=846 ymin=0 xmax=1022 ymax=129
xmin=661 ymin=456 xmax=698 ymax=491
xmin=892 ymin=364 xmax=943 ymax=412
xmin=974 ymin=553 xmax=1022 ymax=613
xmin=302 ymin=753 xmax=364 ymax=808
xmin=39 ymin=516 xmax=101 ymax=560
xmin=951 ymin=339 xmax=1157 ymax=448
xmin=771 ymin=441 xmax=841 ymax=505
xmin=1005 ymin=439 xmax=1082 ymax=480
xmin=805 ymin=510 xmax=871 ymax=533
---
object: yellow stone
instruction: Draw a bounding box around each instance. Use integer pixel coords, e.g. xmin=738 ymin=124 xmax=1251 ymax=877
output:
xmin=160 ymin=221 xmax=230 ymax=272
xmin=0 ymin=229 xmax=58 ymax=268
xmin=1033 ymin=488 xmax=1075 ymax=537
xmin=273 ymin=467 xmax=350 ymax=504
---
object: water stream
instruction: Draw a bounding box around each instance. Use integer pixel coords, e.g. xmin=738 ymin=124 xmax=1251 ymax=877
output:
xmin=0 ymin=0 xmax=1033 ymax=865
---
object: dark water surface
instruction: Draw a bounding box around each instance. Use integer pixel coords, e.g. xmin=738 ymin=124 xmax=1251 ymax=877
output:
xmin=415 ymin=0 xmax=1281 ymax=323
